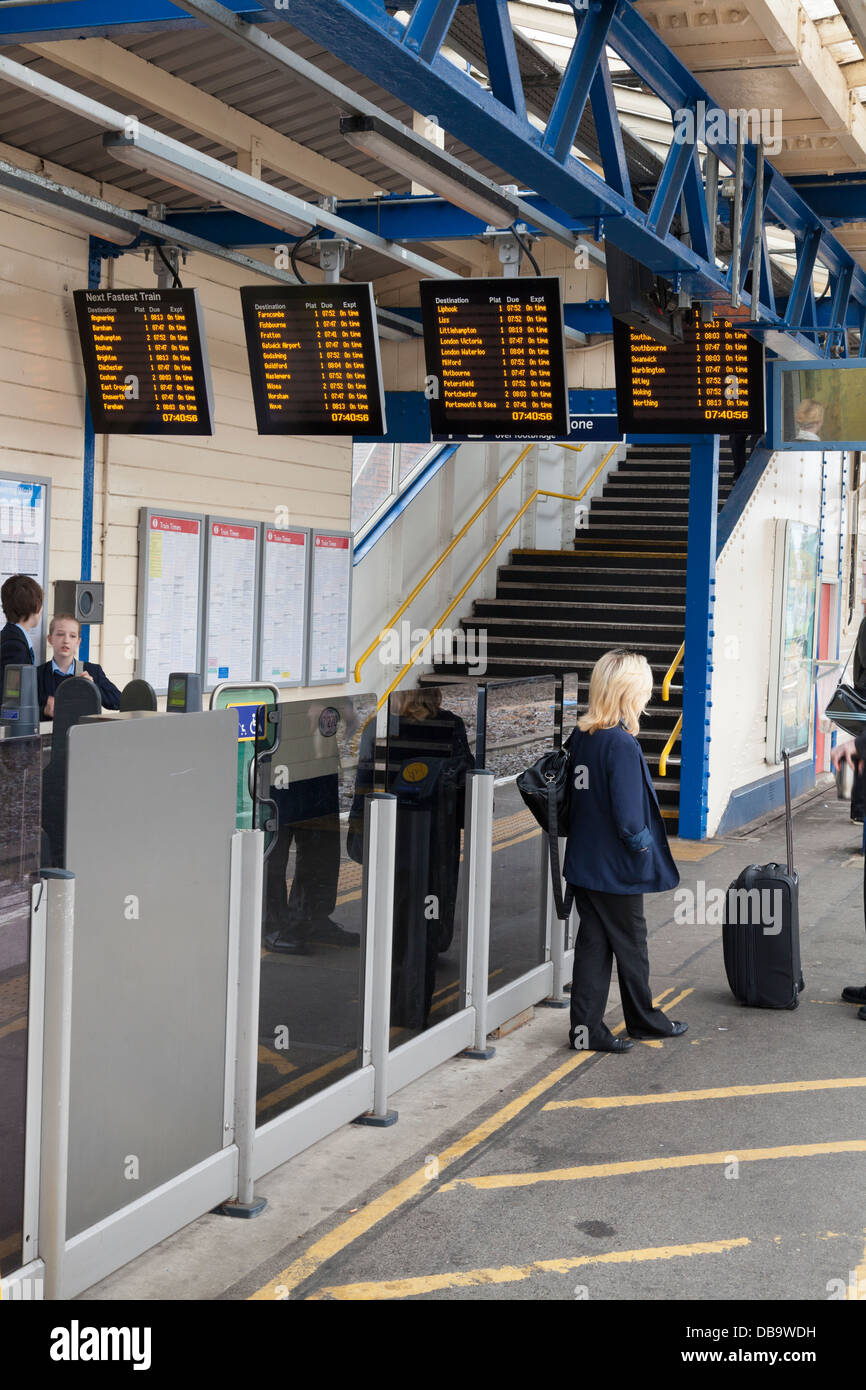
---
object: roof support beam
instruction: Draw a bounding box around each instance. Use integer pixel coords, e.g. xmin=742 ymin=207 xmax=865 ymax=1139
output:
xmin=23 ymin=38 xmax=378 ymax=198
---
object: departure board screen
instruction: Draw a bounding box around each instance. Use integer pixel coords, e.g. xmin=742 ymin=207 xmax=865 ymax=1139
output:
xmin=240 ymin=283 xmax=386 ymax=436
xmin=613 ymin=313 xmax=765 ymax=434
xmin=73 ymin=289 xmax=214 ymax=435
xmin=419 ymin=276 xmax=569 ymax=440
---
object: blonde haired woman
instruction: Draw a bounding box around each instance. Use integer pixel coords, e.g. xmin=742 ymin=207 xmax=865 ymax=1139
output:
xmin=565 ymin=650 xmax=686 ymax=1053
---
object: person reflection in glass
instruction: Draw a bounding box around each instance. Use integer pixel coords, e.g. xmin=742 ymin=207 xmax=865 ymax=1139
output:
xmin=264 ymin=701 xmax=359 ymax=955
xmin=382 ymin=688 xmax=474 ymax=1031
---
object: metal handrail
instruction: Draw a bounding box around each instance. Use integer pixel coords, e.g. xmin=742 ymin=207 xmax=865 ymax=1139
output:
xmin=659 ymin=714 xmax=682 ymax=777
xmin=662 ymin=642 xmax=685 ymax=702
xmin=353 ymin=438 xmax=617 ymax=685
xmin=372 ymin=440 xmax=621 ymax=712
xmin=353 ymin=442 xmax=537 ymax=683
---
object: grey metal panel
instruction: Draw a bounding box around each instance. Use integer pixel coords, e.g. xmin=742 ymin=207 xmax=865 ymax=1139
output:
xmin=63 ymin=710 xmax=237 ymax=1238
xmin=386 ymin=1009 xmax=474 ymax=1097
xmin=61 ymin=1148 xmax=237 ymax=1300
xmin=486 ymin=961 xmax=554 ymax=1032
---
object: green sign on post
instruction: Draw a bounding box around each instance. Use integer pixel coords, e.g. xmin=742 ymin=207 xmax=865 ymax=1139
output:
xmin=210 ymin=682 xmax=280 ymax=830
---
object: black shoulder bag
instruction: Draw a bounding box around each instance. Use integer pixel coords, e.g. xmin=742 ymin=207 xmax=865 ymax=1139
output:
xmin=824 ymin=645 xmax=866 ymax=737
xmin=516 ymin=733 xmax=575 ymax=920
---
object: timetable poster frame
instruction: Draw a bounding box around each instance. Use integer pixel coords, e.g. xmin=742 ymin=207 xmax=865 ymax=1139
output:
xmin=240 ymin=283 xmax=387 ymax=436
xmin=73 ymin=288 xmax=215 ymax=436
xmin=136 ymin=508 xmax=206 ymax=697
xmin=203 ymin=516 xmax=262 ymax=693
xmin=0 ymin=471 xmax=51 ymax=663
xmin=306 ymin=530 xmax=353 ymax=688
xmin=418 ymin=275 xmax=570 ymax=441
xmin=612 ymin=314 xmax=765 ymax=436
xmin=258 ymin=525 xmax=311 ymax=688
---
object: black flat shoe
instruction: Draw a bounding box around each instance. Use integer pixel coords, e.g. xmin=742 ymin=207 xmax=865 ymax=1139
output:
xmin=842 ymin=984 xmax=866 ymax=1005
xmin=628 ymin=1020 xmax=689 ymax=1040
xmin=570 ymin=1030 xmax=634 ymax=1052
xmin=858 ymin=1006 xmax=866 ymax=1021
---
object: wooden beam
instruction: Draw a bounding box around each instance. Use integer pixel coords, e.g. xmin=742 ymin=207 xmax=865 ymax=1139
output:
xmin=25 ymin=38 xmax=379 ymax=199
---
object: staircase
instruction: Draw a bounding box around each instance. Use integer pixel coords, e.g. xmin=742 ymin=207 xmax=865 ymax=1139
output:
xmin=422 ymin=442 xmax=736 ymax=835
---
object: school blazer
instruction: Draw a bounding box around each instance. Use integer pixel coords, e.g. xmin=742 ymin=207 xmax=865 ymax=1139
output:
xmin=563 ymin=723 xmax=679 ymax=895
xmin=36 ymin=660 xmax=121 ymax=717
xmin=0 ymin=621 xmax=34 ymax=688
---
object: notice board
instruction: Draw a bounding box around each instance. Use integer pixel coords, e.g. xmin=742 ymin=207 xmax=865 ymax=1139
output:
xmin=307 ymin=531 xmax=352 ymax=686
xmin=259 ymin=527 xmax=311 ymax=687
xmin=137 ymin=508 xmax=205 ymax=695
xmin=0 ymin=472 xmax=50 ymax=660
xmin=203 ymin=518 xmax=260 ymax=690
xmin=74 ymin=288 xmax=215 ymax=435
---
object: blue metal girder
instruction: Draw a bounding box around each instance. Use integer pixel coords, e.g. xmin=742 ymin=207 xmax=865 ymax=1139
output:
xmin=588 ymin=54 xmax=630 ymax=202
xmin=253 ymin=0 xmax=866 ymax=355
xmin=475 ymin=0 xmax=526 ymax=119
xmin=787 ymin=174 xmax=866 ymax=224
xmin=679 ymin=436 xmax=719 ymax=842
xmin=0 ymin=0 xmax=270 ymax=42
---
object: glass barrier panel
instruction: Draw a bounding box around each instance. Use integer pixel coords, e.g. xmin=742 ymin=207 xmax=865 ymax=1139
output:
xmin=257 ymin=693 xmax=377 ymax=1124
xmin=385 ymin=685 xmax=477 ymax=1049
xmin=482 ymin=676 xmax=556 ymax=991
xmin=0 ymin=735 xmax=41 ymax=1277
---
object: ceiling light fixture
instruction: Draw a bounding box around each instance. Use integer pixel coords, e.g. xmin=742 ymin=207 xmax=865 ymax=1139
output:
xmin=0 ymin=160 xmax=140 ymax=245
xmin=340 ymin=115 xmax=517 ymax=228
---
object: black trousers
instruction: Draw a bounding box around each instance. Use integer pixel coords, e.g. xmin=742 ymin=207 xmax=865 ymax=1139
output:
xmin=264 ymin=774 xmax=340 ymax=939
xmin=570 ymin=887 xmax=673 ymax=1041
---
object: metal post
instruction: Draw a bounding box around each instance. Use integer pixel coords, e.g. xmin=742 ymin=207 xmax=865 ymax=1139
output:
xmin=38 ymin=869 xmax=75 ymax=1301
xmin=355 ymin=793 xmax=398 ymax=1125
xmin=216 ymin=829 xmax=266 ymax=1218
xmin=704 ymin=150 xmax=719 ymax=262
xmin=679 ymin=437 xmax=719 ymax=840
xmin=730 ymin=120 xmax=744 ymax=310
xmin=462 ymin=770 xmax=496 ymax=1059
xmin=752 ymin=139 xmax=764 ymax=322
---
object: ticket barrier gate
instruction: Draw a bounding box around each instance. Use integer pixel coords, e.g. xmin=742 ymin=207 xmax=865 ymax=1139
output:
xmin=119 ymin=678 xmax=157 ymax=712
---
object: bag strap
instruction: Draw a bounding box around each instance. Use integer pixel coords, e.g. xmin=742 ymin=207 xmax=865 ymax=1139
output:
xmin=546 ymin=781 xmax=575 ymax=921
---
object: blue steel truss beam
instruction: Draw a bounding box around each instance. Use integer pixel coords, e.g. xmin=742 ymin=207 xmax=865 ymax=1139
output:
xmin=0 ymin=0 xmax=271 ymax=41
xmin=231 ymin=0 xmax=866 ymax=358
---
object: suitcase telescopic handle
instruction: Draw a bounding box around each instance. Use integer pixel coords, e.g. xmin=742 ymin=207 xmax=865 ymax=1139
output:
xmin=782 ymin=748 xmax=794 ymax=875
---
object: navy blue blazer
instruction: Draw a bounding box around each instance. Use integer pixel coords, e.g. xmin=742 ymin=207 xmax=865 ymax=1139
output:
xmin=37 ymin=660 xmax=121 ymax=717
xmin=0 ymin=620 xmax=34 ymax=690
xmin=563 ymin=723 xmax=679 ymax=895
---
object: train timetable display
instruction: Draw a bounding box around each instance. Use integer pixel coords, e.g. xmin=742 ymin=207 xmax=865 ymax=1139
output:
xmin=613 ymin=314 xmax=765 ymax=435
xmin=73 ymin=289 xmax=215 ymax=435
xmin=240 ymin=284 xmax=386 ymax=436
xmin=419 ymin=277 xmax=569 ymax=440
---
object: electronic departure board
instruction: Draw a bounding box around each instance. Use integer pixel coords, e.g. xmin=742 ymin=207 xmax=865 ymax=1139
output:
xmin=73 ymin=289 xmax=215 ymax=435
xmin=419 ymin=276 xmax=569 ymax=440
xmin=613 ymin=313 xmax=765 ymax=435
xmin=240 ymin=284 xmax=386 ymax=436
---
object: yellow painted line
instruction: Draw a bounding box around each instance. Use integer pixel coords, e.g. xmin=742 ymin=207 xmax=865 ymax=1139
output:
xmin=258 ymin=1044 xmax=297 ymax=1077
xmin=439 ymin=1141 xmax=866 ymax=1194
xmin=308 ymin=1236 xmax=751 ymax=1301
xmin=256 ymin=1049 xmax=358 ymax=1115
xmin=668 ymin=839 xmax=721 ymax=862
xmin=250 ymin=987 xmax=679 ymax=1298
xmin=330 ymin=827 xmax=541 ymax=910
xmin=0 ymin=1016 xmax=26 ymax=1041
xmin=848 ymin=1237 xmax=866 ymax=1300
xmin=545 ymin=1076 xmax=866 ymax=1112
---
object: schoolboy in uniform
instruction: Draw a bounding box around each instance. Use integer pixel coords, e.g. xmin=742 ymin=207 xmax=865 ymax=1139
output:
xmin=37 ymin=613 xmax=121 ymax=719
xmin=0 ymin=573 xmax=43 ymax=690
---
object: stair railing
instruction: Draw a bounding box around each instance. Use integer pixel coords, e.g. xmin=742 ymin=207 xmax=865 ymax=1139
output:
xmin=659 ymin=642 xmax=685 ymax=776
xmin=363 ymin=442 xmax=621 ymax=712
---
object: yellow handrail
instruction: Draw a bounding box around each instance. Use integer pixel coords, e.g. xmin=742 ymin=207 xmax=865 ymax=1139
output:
xmin=353 ymin=442 xmax=536 ymax=683
xmin=659 ymin=714 xmax=682 ymax=777
xmin=372 ymin=441 xmax=620 ymax=711
xmin=354 ymin=439 xmax=617 ymax=685
xmin=662 ymin=642 xmax=684 ymax=702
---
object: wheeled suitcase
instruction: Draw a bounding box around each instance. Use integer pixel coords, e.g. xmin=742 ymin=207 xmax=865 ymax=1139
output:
xmin=723 ymin=750 xmax=805 ymax=1010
